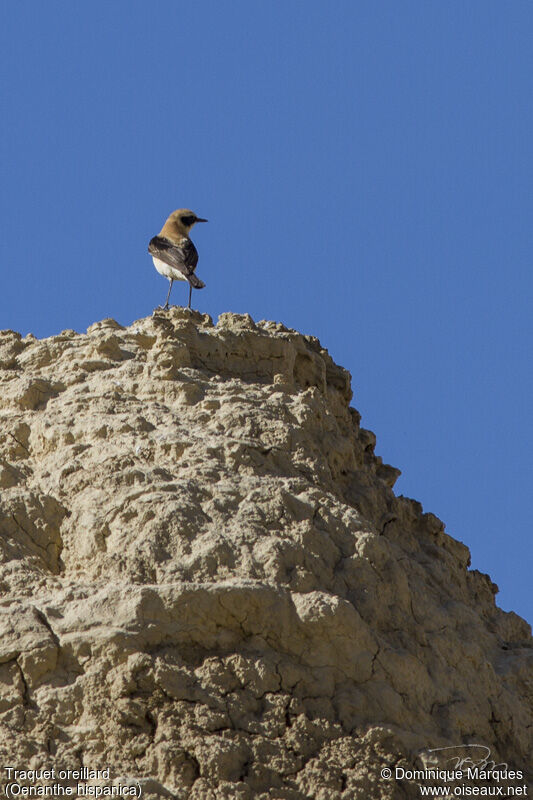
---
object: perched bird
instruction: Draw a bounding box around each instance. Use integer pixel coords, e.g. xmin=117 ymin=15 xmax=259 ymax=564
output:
xmin=148 ymin=209 xmax=208 ymax=309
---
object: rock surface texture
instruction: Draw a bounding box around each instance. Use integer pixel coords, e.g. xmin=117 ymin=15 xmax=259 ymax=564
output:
xmin=0 ymin=309 xmax=531 ymax=799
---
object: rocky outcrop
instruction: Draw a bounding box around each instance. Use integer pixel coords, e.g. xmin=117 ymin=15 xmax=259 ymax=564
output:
xmin=0 ymin=308 xmax=531 ymax=799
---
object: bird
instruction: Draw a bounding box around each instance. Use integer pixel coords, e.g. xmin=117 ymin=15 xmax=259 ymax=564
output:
xmin=148 ymin=209 xmax=208 ymax=310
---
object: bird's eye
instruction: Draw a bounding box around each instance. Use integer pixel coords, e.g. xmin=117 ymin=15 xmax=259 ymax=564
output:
xmin=181 ymin=215 xmax=195 ymax=226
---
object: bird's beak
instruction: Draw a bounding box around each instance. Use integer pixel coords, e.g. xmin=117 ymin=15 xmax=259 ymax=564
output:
xmin=195 ymin=217 xmax=208 ymax=223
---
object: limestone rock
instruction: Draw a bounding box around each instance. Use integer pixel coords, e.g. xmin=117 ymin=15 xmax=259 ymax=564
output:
xmin=0 ymin=308 xmax=530 ymax=798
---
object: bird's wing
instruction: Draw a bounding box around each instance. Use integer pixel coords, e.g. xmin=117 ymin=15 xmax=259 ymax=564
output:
xmin=148 ymin=235 xmax=200 ymax=279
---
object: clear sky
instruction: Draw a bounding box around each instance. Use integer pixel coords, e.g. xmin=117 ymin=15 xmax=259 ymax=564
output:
xmin=1 ymin=1 xmax=531 ymax=622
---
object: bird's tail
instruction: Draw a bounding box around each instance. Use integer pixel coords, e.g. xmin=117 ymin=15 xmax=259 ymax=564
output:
xmin=188 ymin=275 xmax=205 ymax=289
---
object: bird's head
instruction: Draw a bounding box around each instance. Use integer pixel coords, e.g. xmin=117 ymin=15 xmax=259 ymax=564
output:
xmin=163 ymin=209 xmax=208 ymax=238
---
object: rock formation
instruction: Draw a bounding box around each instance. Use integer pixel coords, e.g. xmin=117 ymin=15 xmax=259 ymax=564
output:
xmin=0 ymin=308 xmax=531 ymax=799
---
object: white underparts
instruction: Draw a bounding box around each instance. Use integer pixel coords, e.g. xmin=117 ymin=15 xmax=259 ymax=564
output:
xmin=152 ymin=257 xmax=187 ymax=282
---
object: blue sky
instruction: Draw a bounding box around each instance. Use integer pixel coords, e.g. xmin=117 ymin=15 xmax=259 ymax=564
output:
xmin=1 ymin=1 xmax=531 ymax=621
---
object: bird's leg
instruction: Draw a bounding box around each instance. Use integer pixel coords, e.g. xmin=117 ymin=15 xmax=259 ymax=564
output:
xmin=188 ymin=283 xmax=192 ymax=309
xmin=163 ymin=279 xmax=173 ymax=309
